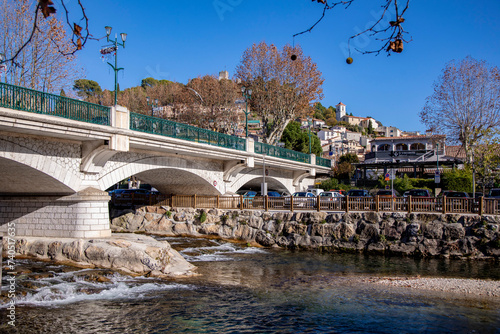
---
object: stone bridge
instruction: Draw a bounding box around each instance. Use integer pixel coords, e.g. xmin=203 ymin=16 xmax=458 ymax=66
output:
xmin=0 ymin=83 xmax=331 ymax=238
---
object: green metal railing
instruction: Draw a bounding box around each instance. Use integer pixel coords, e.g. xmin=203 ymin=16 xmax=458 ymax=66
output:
xmin=0 ymin=82 xmax=110 ymax=125
xmin=255 ymin=141 xmax=311 ymax=164
xmin=316 ymin=156 xmax=332 ymax=168
xmin=1 ymin=82 xmax=334 ymax=167
xmin=130 ymin=112 xmax=246 ymax=151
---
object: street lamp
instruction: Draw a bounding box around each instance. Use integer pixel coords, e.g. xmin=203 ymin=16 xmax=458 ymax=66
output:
xmin=307 ymin=116 xmax=313 ymax=154
xmin=241 ymin=87 xmax=252 ymax=138
xmin=147 ymin=96 xmax=158 ymax=116
xmin=103 ymin=26 xmax=127 ymax=106
xmin=0 ymin=53 xmax=6 ymax=83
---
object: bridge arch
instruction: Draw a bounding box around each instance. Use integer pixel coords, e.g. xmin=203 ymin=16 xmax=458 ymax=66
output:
xmin=98 ymin=155 xmax=224 ymax=195
xmin=0 ymin=137 xmax=81 ymax=194
xmin=227 ymin=168 xmax=295 ymax=195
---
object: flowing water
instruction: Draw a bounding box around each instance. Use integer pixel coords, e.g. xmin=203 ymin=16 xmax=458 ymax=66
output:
xmin=1 ymin=236 xmax=500 ymax=333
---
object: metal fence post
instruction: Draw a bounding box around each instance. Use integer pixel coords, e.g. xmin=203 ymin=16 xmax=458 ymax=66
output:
xmin=346 ymin=196 xmax=349 ymax=213
xmin=317 ymin=195 xmax=320 ymax=212
xmin=375 ymin=195 xmax=379 ymax=212
xmin=442 ymin=196 xmax=446 ymax=214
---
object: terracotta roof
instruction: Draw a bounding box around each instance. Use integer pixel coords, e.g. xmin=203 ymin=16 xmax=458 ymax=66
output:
xmin=343 ymin=115 xmax=367 ymax=120
xmin=336 ymin=102 xmax=346 ymax=106
xmin=445 ymin=145 xmax=466 ymax=159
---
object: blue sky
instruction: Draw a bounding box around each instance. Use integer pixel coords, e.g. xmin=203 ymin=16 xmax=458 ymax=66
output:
xmin=70 ymin=0 xmax=500 ymax=133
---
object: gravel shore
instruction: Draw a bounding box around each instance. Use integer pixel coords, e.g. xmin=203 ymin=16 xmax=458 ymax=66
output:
xmin=363 ymin=276 xmax=500 ymax=297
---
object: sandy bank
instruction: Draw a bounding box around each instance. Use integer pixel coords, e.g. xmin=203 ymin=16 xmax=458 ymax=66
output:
xmin=362 ymin=276 xmax=500 ymax=297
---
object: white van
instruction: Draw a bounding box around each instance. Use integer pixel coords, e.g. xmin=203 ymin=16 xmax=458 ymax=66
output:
xmin=307 ymin=188 xmax=324 ymax=196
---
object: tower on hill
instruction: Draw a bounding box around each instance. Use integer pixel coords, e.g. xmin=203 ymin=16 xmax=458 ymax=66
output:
xmin=336 ymin=102 xmax=346 ymax=121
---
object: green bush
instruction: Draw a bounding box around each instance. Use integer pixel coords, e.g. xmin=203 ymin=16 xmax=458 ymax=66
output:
xmin=442 ymin=167 xmax=472 ymax=192
xmin=165 ymin=211 xmax=172 ymax=218
xmin=198 ymin=211 xmax=207 ymax=223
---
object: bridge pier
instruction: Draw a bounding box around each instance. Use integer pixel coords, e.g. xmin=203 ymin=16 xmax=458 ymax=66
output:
xmin=0 ymin=188 xmax=111 ymax=238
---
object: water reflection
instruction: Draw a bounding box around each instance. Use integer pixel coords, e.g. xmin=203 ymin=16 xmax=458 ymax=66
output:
xmin=1 ymin=236 xmax=499 ymax=333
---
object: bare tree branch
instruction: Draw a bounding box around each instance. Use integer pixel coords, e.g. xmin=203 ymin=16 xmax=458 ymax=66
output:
xmin=300 ymin=0 xmax=412 ymax=57
xmin=0 ymin=0 xmax=92 ymax=68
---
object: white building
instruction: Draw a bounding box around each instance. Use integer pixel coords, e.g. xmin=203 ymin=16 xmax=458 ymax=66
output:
xmin=376 ymin=126 xmax=402 ymax=137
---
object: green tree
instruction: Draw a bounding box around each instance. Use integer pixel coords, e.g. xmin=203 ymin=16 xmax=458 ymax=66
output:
xmin=281 ymin=121 xmax=322 ymax=156
xmin=339 ymin=153 xmax=359 ymax=164
xmin=73 ymin=79 xmax=102 ymax=99
xmin=367 ymin=120 xmax=374 ymax=134
xmin=141 ymin=77 xmax=159 ymax=89
xmin=472 ymin=130 xmax=500 ymax=194
xmin=442 ymin=168 xmax=473 ymax=192
xmin=333 ymin=153 xmax=359 ymax=181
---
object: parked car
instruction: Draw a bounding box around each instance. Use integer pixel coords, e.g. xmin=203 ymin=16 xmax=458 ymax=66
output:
xmin=329 ymin=189 xmax=346 ymax=196
xmin=376 ymin=189 xmax=398 ymax=197
xmin=319 ymin=191 xmax=344 ymax=202
xmin=347 ymin=189 xmax=371 ymax=197
xmin=407 ymin=189 xmax=432 ymax=197
xmin=307 ymin=188 xmax=324 ymax=196
xmin=285 ymin=191 xmax=317 ymax=207
xmin=445 ymin=191 xmax=469 ymax=198
xmin=488 ymin=188 xmax=500 ymax=199
xmin=267 ymin=191 xmax=281 ymax=197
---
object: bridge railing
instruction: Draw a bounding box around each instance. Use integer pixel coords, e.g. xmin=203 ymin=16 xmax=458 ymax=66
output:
xmin=111 ymin=193 xmax=500 ymax=216
xmin=255 ymin=141 xmax=311 ymax=164
xmin=0 ymin=82 xmax=110 ymax=125
xmin=130 ymin=112 xmax=246 ymax=151
xmin=316 ymin=156 xmax=331 ymax=168
xmin=1 ymin=82 xmax=332 ymax=167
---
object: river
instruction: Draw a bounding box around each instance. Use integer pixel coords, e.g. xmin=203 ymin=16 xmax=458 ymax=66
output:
xmin=1 ymin=236 xmax=500 ymax=333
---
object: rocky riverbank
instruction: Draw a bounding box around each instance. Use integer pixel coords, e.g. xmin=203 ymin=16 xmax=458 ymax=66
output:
xmin=4 ymin=233 xmax=196 ymax=277
xmin=111 ymin=206 xmax=500 ymax=259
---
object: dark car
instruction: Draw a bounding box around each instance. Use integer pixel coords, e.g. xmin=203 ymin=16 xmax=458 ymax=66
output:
xmin=446 ymin=191 xmax=469 ymax=198
xmin=347 ymin=189 xmax=371 ymax=197
xmin=408 ymin=189 xmax=432 ymax=197
xmin=376 ymin=189 xmax=398 ymax=197
xmin=488 ymin=189 xmax=500 ymax=199
xmin=267 ymin=191 xmax=281 ymax=197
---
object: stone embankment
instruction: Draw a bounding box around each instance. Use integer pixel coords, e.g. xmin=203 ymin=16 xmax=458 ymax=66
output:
xmin=5 ymin=233 xmax=196 ymax=277
xmin=111 ymin=206 xmax=500 ymax=259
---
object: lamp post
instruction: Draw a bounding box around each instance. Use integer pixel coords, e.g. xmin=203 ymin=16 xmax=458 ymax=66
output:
xmin=241 ymin=87 xmax=252 ymax=138
xmin=307 ymin=116 xmax=313 ymax=154
xmin=146 ymin=96 xmax=158 ymax=117
xmin=104 ymin=26 xmax=127 ymax=106
xmin=0 ymin=53 xmax=6 ymax=83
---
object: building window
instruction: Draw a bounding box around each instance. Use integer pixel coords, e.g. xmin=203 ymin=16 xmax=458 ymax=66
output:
xmin=410 ymin=143 xmax=425 ymax=150
xmin=395 ymin=143 xmax=408 ymax=151
xmin=378 ymin=144 xmax=390 ymax=151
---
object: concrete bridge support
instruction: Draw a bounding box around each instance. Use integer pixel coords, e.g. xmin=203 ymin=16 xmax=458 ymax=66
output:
xmin=0 ymin=188 xmax=111 ymax=238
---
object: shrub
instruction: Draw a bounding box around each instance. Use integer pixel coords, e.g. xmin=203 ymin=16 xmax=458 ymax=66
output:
xmin=165 ymin=211 xmax=172 ymax=218
xmin=442 ymin=167 xmax=472 ymax=192
xmin=198 ymin=211 xmax=207 ymax=223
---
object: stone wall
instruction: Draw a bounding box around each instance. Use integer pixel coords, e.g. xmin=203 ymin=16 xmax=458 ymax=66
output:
xmin=111 ymin=207 xmax=500 ymax=259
